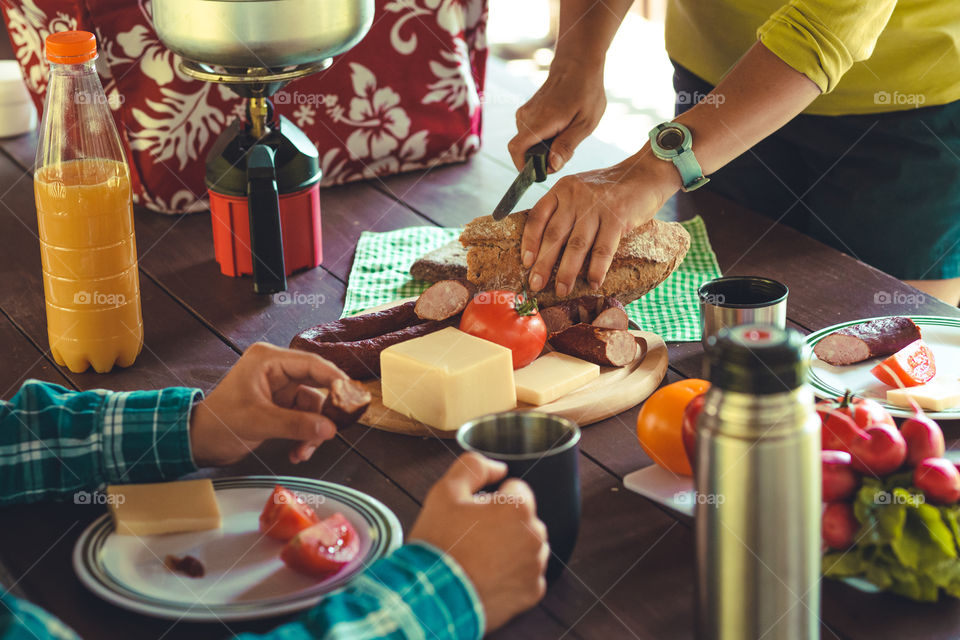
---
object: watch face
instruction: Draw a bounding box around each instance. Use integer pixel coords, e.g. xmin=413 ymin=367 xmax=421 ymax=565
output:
xmin=657 ymin=127 xmax=684 ymax=151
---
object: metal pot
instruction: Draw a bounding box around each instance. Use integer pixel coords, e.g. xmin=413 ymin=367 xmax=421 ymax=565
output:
xmin=153 ymin=0 xmax=374 ymax=69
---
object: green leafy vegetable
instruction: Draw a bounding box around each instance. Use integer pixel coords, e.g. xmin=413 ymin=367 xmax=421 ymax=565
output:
xmin=822 ymin=475 xmax=960 ymax=602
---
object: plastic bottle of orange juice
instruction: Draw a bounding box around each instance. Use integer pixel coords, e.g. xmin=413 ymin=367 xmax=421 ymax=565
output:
xmin=34 ymin=31 xmax=143 ymax=373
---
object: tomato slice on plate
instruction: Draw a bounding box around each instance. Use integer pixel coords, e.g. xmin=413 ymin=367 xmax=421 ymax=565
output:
xmin=870 ymin=339 xmax=936 ymax=388
xmin=259 ymin=485 xmax=320 ymax=541
xmin=281 ymin=512 xmax=360 ymax=579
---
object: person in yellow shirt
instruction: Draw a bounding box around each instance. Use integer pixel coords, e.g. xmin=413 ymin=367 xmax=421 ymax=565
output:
xmin=510 ymin=0 xmax=960 ymax=305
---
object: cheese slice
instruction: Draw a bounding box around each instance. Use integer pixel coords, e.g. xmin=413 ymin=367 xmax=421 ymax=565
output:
xmin=107 ymin=479 xmax=221 ymax=536
xmin=514 ymin=352 xmax=600 ymax=405
xmin=887 ymin=381 xmax=960 ymax=412
xmin=381 ymin=327 xmax=516 ymax=430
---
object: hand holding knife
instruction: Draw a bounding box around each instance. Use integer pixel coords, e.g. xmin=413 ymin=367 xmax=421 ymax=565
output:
xmin=492 ymin=137 xmax=555 ymax=220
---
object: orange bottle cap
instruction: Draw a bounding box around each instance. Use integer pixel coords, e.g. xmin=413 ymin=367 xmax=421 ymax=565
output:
xmin=46 ymin=31 xmax=97 ymax=64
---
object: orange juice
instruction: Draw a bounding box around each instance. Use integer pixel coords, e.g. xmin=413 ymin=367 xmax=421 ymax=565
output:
xmin=34 ymin=159 xmax=143 ymax=373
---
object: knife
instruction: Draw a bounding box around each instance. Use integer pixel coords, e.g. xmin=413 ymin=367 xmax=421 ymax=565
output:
xmin=492 ymin=137 xmax=554 ymax=220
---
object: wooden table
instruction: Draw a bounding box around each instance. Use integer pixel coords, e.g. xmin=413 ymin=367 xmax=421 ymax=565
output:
xmin=3 ymin=65 xmax=960 ymax=640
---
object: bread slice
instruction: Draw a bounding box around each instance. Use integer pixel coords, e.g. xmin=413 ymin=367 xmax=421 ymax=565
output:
xmin=459 ymin=211 xmax=690 ymax=305
xmin=410 ymin=240 xmax=468 ymax=282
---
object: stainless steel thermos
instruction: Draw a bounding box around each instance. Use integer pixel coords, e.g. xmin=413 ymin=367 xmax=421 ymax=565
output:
xmin=695 ymin=325 xmax=821 ymax=640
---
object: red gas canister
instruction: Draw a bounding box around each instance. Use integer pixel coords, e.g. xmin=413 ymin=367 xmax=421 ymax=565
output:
xmin=205 ymin=111 xmax=323 ymax=293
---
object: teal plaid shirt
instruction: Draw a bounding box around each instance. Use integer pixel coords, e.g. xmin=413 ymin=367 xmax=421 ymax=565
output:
xmin=0 ymin=380 xmax=484 ymax=640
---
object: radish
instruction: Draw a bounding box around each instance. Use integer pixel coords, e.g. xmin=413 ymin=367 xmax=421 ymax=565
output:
xmin=847 ymin=423 xmax=907 ymax=477
xmin=900 ymin=401 xmax=945 ymax=467
xmin=822 ymin=502 xmax=860 ymax=550
xmin=914 ymin=458 xmax=960 ymax=505
xmin=822 ymin=450 xmax=859 ymax=502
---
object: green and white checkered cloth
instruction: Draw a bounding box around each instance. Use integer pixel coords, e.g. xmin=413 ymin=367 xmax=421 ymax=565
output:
xmin=343 ymin=216 xmax=722 ymax=342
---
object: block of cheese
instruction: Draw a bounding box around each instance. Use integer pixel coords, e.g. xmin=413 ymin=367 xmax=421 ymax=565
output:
xmin=887 ymin=381 xmax=960 ymax=412
xmin=380 ymin=327 xmax=517 ymax=430
xmin=107 ymin=479 xmax=221 ymax=536
xmin=514 ymin=352 xmax=600 ymax=405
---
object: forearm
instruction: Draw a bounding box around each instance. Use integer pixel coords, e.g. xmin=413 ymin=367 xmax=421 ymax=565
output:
xmin=0 ymin=380 xmax=200 ymax=505
xmin=238 ymin=542 xmax=484 ymax=640
xmin=621 ymin=39 xmax=821 ymax=207
xmin=673 ymin=40 xmax=821 ymax=176
xmin=553 ymin=0 xmax=633 ymax=65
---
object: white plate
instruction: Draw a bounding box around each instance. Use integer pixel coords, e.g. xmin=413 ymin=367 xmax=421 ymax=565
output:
xmin=73 ymin=476 xmax=402 ymax=621
xmin=805 ymin=316 xmax=960 ymax=419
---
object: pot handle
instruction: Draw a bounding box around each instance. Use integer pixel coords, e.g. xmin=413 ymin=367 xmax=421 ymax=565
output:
xmin=246 ymin=144 xmax=287 ymax=294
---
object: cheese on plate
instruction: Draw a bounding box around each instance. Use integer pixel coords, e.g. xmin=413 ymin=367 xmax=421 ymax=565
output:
xmin=514 ymin=352 xmax=600 ymax=405
xmin=380 ymin=327 xmax=516 ymax=430
xmin=107 ymin=479 xmax=221 ymax=536
xmin=886 ymin=381 xmax=960 ymax=412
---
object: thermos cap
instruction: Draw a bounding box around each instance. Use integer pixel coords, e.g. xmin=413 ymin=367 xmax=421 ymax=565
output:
xmin=705 ymin=325 xmax=808 ymax=394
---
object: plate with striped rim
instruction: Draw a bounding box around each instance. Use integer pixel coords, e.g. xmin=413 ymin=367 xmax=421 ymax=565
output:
xmin=73 ymin=476 xmax=402 ymax=622
xmin=805 ymin=315 xmax=960 ymax=419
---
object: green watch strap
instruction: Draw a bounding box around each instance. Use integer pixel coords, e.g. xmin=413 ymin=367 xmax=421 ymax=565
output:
xmin=672 ymin=151 xmax=709 ymax=192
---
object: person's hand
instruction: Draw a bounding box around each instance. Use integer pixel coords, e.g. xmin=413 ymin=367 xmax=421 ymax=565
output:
xmin=409 ymin=453 xmax=549 ymax=633
xmin=523 ymin=151 xmax=681 ymax=296
xmin=190 ymin=342 xmax=347 ymax=467
xmin=508 ymin=58 xmax=606 ymax=173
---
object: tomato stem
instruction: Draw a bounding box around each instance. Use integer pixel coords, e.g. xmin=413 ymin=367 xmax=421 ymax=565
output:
xmin=514 ymin=292 xmax=539 ymax=316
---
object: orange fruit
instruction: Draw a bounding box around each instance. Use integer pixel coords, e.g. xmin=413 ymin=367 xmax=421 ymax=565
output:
xmin=636 ymin=379 xmax=710 ymax=476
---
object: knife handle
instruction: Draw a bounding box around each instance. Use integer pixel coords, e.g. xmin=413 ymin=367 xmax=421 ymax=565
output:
xmin=525 ymin=137 xmax=554 ymax=182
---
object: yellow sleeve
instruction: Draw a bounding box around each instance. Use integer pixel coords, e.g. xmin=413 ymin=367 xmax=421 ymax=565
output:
xmin=757 ymin=0 xmax=897 ymax=93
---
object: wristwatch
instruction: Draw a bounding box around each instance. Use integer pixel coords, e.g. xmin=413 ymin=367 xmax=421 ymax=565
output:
xmin=648 ymin=122 xmax=709 ymax=192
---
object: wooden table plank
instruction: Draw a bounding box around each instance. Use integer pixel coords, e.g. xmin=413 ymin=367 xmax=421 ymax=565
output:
xmin=0 ymin=310 xmax=71 ymax=398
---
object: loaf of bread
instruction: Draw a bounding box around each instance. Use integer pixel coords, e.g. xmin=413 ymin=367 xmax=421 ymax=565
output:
xmin=410 ymin=240 xmax=468 ymax=282
xmin=459 ymin=211 xmax=690 ymax=305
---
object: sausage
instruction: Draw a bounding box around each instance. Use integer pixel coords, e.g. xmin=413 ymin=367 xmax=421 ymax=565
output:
xmin=592 ymin=298 xmax=628 ymax=330
xmin=322 ymin=378 xmax=372 ymax=428
xmin=549 ymin=323 xmax=640 ymax=367
xmin=299 ymin=301 xmax=422 ymax=343
xmin=291 ymin=319 xmax=453 ymax=379
xmin=813 ymin=316 xmax=922 ymax=366
xmin=541 ymin=296 xmax=624 ymax=334
xmin=414 ymin=279 xmax=476 ymax=321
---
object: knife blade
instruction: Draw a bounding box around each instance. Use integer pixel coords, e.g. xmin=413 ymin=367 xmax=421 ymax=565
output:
xmin=492 ymin=137 xmax=554 ymax=220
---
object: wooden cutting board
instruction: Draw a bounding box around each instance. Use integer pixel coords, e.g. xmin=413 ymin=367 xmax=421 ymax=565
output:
xmin=357 ymin=327 xmax=669 ymax=438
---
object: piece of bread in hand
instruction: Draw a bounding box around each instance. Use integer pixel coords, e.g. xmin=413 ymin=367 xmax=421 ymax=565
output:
xmin=410 ymin=240 xmax=468 ymax=282
xmin=459 ymin=211 xmax=690 ymax=305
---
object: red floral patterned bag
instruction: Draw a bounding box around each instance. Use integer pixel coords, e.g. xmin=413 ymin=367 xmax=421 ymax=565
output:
xmin=2 ymin=0 xmax=487 ymax=213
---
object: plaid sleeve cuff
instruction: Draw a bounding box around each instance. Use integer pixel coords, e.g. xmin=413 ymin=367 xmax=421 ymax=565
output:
xmin=100 ymin=387 xmax=202 ymax=485
xmin=363 ymin=542 xmax=484 ymax=640
xmin=295 ymin=541 xmax=484 ymax=640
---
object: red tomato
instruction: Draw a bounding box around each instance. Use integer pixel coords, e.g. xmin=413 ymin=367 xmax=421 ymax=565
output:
xmin=281 ymin=513 xmax=360 ymax=579
xmin=636 ymin=379 xmax=710 ymax=476
xmin=259 ymin=485 xmax=319 ymax=541
xmin=870 ymin=340 xmax=936 ymax=388
xmin=681 ymin=392 xmax=707 ymax=470
xmin=816 ymin=391 xmax=892 ymax=452
xmin=459 ymin=290 xmax=547 ymax=369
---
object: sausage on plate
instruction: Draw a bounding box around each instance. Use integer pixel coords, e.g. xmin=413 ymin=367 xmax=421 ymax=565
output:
xmin=813 ymin=316 xmax=922 ymax=366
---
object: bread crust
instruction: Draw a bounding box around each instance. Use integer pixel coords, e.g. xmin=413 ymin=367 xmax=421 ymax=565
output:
xmin=460 ymin=211 xmax=691 ymax=305
xmin=410 ymin=240 xmax=468 ymax=282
